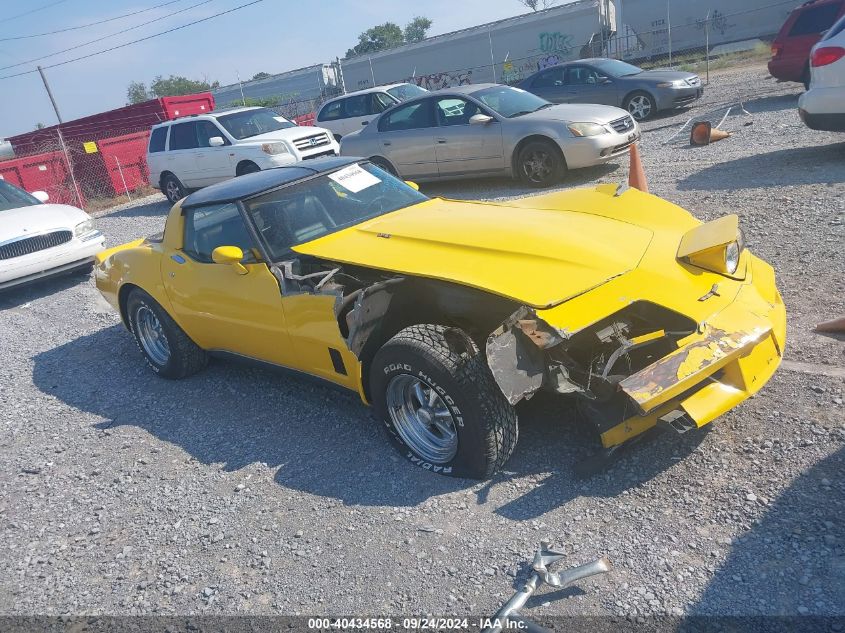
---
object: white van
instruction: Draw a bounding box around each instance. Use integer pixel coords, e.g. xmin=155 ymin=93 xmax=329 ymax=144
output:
xmin=146 ymin=107 xmax=340 ymax=203
xmin=316 ymin=83 xmax=428 ymax=140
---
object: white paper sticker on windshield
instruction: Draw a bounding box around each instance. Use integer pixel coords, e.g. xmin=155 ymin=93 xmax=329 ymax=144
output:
xmin=328 ymin=164 xmax=381 ymax=193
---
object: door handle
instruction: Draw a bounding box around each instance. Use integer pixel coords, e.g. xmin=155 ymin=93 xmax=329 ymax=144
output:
xmin=362 ymin=121 xmax=369 ymax=125
xmin=382 ymin=141 xmax=391 ymax=146
xmin=436 ymin=138 xmax=447 ymax=144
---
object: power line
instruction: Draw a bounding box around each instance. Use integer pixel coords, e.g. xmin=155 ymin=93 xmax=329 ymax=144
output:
xmin=0 ymin=0 xmax=216 ymax=71
xmin=0 ymin=0 xmax=69 ymax=25
xmin=0 ymin=0 xmax=184 ymax=42
xmin=0 ymin=0 xmax=265 ymax=81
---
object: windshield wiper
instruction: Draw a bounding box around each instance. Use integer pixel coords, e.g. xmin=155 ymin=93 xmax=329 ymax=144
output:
xmin=534 ymin=103 xmax=555 ymax=111
xmin=508 ymin=110 xmax=534 ymax=118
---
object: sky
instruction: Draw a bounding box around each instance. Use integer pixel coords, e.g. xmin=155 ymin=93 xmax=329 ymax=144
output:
xmin=0 ymin=0 xmax=549 ymax=137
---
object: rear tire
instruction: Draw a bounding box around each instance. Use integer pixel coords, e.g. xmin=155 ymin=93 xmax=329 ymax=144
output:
xmin=516 ymin=140 xmax=565 ymax=188
xmin=161 ymin=173 xmax=186 ymax=204
xmin=126 ymin=288 xmax=207 ymax=379
xmin=369 ymin=156 xmax=398 ymax=176
xmin=801 ymin=66 xmax=811 ymax=91
xmin=369 ymin=324 xmax=518 ymax=479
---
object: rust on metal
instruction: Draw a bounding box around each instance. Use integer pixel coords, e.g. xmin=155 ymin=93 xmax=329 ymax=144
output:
xmin=619 ymin=326 xmax=765 ymax=410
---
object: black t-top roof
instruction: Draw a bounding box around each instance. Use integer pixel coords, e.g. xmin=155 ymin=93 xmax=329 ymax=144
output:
xmin=181 ymin=156 xmax=361 ymax=209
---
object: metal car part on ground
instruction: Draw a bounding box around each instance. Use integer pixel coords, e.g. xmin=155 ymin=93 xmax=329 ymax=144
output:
xmin=94 ymin=156 xmax=785 ymax=480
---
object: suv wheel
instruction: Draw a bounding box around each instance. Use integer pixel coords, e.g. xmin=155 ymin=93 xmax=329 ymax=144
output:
xmin=161 ymin=174 xmax=186 ymax=204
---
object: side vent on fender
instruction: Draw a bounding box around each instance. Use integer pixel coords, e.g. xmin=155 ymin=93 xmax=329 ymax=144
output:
xmin=328 ymin=348 xmax=348 ymax=376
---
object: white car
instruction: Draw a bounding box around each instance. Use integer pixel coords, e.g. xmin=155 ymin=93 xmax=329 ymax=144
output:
xmin=799 ymin=14 xmax=845 ymax=131
xmin=147 ymin=107 xmax=340 ymax=203
xmin=0 ymin=180 xmax=105 ymax=290
xmin=316 ymin=83 xmax=428 ymax=140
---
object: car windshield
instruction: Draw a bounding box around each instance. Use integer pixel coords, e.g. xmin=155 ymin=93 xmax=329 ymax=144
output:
xmin=243 ymin=162 xmax=428 ymax=259
xmin=592 ymin=59 xmax=644 ymax=77
xmin=386 ymin=83 xmax=428 ymax=101
xmin=472 ymin=86 xmax=550 ymax=118
xmin=216 ymin=108 xmax=296 ymax=140
xmin=0 ymin=180 xmax=40 ymax=211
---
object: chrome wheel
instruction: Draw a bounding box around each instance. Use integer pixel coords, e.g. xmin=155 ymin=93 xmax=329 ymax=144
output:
xmin=627 ymin=94 xmax=653 ymax=121
xmin=164 ymin=179 xmax=181 ymax=203
xmin=521 ymin=149 xmax=553 ymax=183
xmin=386 ymin=374 xmax=458 ymax=464
xmin=135 ymin=305 xmax=171 ymax=366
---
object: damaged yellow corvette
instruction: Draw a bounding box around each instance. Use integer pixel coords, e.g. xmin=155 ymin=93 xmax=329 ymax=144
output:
xmin=95 ymin=157 xmax=785 ymax=479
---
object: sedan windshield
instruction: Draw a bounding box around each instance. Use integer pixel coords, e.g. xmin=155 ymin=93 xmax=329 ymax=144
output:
xmin=592 ymin=59 xmax=644 ymax=77
xmin=0 ymin=180 xmax=40 ymax=212
xmin=472 ymin=86 xmax=550 ymax=118
xmin=243 ymin=163 xmax=428 ymax=259
xmin=216 ymin=108 xmax=296 ymax=140
xmin=386 ymin=83 xmax=428 ymax=101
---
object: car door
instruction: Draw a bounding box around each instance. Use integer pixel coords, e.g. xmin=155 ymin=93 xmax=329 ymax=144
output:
xmin=563 ymin=65 xmax=618 ymax=105
xmin=529 ymin=66 xmax=567 ymax=103
xmin=375 ymin=98 xmax=438 ymax=179
xmin=193 ymin=120 xmax=234 ymax=186
xmin=160 ymin=201 xmax=295 ymax=367
xmin=432 ymin=95 xmax=504 ymax=176
xmin=166 ymin=121 xmax=201 ymax=187
xmin=146 ymin=126 xmax=169 ymax=184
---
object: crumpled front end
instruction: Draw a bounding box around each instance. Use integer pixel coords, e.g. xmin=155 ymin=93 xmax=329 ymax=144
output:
xmin=485 ymin=252 xmax=786 ymax=448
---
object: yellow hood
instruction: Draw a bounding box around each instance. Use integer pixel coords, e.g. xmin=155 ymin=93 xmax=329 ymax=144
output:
xmin=292 ymin=197 xmax=653 ymax=308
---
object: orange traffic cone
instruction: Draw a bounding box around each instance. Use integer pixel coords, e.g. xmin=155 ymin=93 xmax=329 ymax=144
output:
xmin=690 ymin=121 xmax=732 ymax=146
xmin=628 ymin=142 xmax=649 ymax=193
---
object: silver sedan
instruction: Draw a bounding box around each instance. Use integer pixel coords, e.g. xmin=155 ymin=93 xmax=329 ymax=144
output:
xmin=339 ymin=84 xmax=640 ymax=188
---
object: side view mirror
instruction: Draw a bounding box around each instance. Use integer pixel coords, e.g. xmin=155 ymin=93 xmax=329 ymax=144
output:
xmin=600 ymin=76 xmax=612 ymax=84
xmin=469 ymin=113 xmax=494 ymax=125
xmin=208 ymin=136 xmax=225 ymax=147
xmin=212 ymin=245 xmax=248 ymax=275
xmin=31 ymin=190 xmax=50 ymax=203
xmin=404 ymin=180 xmax=420 ymax=191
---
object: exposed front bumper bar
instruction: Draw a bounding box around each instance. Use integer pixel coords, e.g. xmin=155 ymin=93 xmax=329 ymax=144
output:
xmin=600 ymin=278 xmax=786 ymax=447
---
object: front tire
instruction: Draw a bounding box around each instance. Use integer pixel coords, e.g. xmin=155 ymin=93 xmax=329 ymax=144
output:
xmin=236 ymin=161 xmax=261 ymax=176
xmin=370 ymin=324 xmax=518 ymax=479
xmin=625 ymin=91 xmax=656 ymax=121
xmin=516 ymin=140 xmax=565 ymax=188
xmin=126 ymin=288 xmax=207 ymax=379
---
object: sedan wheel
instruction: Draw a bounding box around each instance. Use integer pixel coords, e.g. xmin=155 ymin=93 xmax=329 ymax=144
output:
xmin=517 ymin=140 xmax=564 ymax=188
xmin=626 ymin=92 xmax=655 ymax=121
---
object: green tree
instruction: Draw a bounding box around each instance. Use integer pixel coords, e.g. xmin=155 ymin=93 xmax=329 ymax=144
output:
xmin=126 ymin=80 xmax=151 ymax=104
xmin=404 ymin=16 xmax=432 ymax=43
xmin=251 ymin=71 xmax=272 ymax=80
xmin=345 ymin=22 xmax=404 ymax=58
xmin=149 ymin=75 xmax=220 ymax=97
xmin=35 ymin=122 xmax=46 ymax=130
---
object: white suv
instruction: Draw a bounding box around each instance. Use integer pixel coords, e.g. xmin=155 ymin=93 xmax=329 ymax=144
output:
xmin=316 ymin=83 xmax=428 ymax=140
xmin=799 ymin=14 xmax=845 ymax=131
xmin=147 ymin=107 xmax=340 ymax=203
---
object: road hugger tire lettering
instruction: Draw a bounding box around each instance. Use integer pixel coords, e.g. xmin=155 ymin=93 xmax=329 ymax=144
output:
xmin=370 ymin=324 xmax=518 ymax=479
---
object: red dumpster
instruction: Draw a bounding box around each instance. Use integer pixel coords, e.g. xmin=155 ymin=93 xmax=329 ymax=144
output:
xmin=97 ymin=130 xmax=151 ymax=195
xmin=0 ymin=151 xmax=83 ymax=206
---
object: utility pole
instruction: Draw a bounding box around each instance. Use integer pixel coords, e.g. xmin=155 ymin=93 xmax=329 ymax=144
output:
xmin=37 ymin=65 xmax=62 ymax=123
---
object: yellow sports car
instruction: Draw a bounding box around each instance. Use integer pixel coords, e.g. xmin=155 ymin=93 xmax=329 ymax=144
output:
xmin=95 ymin=157 xmax=785 ymax=479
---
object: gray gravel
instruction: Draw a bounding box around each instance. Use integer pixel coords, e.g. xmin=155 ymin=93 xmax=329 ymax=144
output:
xmin=1 ymin=62 xmax=843 ymax=619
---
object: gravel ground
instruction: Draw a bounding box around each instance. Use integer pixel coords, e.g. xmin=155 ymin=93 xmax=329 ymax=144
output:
xmin=1 ymin=62 xmax=843 ymax=621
